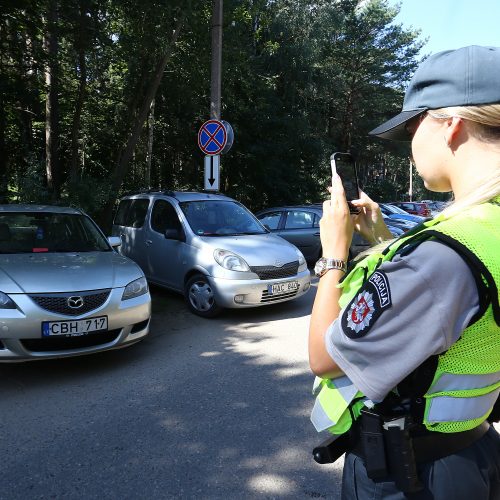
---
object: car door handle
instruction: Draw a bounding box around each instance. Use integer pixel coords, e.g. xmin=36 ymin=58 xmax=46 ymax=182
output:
xmin=145 ymin=240 xmax=152 ymax=245
xmin=314 ymin=232 xmax=320 ymax=236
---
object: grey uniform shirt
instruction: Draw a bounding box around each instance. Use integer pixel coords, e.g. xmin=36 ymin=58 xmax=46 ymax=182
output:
xmin=325 ymin=240 xmax=480 ymax=403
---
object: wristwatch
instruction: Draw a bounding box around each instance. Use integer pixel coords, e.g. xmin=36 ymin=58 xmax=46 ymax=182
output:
xmin=314 ymin=257 xmax=347 ymax=278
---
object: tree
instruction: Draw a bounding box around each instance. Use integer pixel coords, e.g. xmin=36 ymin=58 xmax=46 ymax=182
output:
xmin=0 ymin=0 xmax=428 ymax=222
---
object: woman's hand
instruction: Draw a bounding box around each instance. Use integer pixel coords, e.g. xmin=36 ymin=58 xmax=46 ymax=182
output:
xmin=320 ymin=174 xmax=353 ymax=260
xmin=350 ymin=191 xmax=393 ymax=244
xmin=308 ymin=174 xmax=350 ymax=378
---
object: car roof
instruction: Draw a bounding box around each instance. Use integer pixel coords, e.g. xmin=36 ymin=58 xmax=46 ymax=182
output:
xmin=0 ymin=204 xmax=83 ymax=214
xmin=256 ymin=204 xmax=323 ymax=213
xmin=392 ymin=201 xmax=427 ymax=205
xmin=122 ymin=190 xmax=235 ymax=203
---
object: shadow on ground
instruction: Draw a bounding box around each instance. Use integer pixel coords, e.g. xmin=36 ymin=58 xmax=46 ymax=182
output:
xmin=0 ymin=281 xmax=342 ymax=499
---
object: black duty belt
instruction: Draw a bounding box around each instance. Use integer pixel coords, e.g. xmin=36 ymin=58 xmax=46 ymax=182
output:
xmin=410 ymin=420 xmax=490 ymax=463
xmin=313 ymin=412 xmax=492 ymax=495
xmin=351 ymin=419 xmax=490 ymax=464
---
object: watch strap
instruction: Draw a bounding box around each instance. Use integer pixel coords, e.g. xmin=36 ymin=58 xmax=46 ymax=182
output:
xmin=315 ymin=257 xmax=347 ymax=277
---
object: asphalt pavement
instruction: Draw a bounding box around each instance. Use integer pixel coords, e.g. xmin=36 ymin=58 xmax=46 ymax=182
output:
xmin=0 ymin=277 xmax=343 ymax=499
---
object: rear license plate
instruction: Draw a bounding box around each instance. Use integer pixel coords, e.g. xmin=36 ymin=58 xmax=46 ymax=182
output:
xmin=42 ymin=316 xmax=108 ymax=337
xmin=267 ymin=281 xmax=299 ymax=295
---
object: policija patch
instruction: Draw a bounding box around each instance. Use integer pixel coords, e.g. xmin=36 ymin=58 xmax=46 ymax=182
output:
xmin=341 ymin=271 xmax=392 ymax=338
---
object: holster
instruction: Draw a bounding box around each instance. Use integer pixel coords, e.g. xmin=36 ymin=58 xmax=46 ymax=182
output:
xmin=350 ymin=409 xmax=423 ymax=494
xmin=383 ymin=417 xmax=423 ymax=494
xmin=312 ymin=432 xmax=351 ymax=464
xmin=359 ymin=407 xmax=388 ymax=479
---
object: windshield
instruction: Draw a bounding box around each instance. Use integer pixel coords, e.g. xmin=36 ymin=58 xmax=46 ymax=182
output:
xmin=180 ymin=200 xmax=267 ymax=236
xmin=0 ymin=212 xmax=111 ymax=253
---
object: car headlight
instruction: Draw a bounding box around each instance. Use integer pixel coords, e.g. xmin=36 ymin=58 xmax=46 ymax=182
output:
xmin=0 ymin=291 xmax=16 ymax=309
xmin=122 ymin=277 xmax=148 ymax=300
xmin=214 ymin=249 xmax=250 ymax=272
xmin=295 ymin=248 xmax=307 ymax=272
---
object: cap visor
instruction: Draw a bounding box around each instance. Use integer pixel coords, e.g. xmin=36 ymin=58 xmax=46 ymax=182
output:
xmin=369 ymin=109 xmax=427 ymax=141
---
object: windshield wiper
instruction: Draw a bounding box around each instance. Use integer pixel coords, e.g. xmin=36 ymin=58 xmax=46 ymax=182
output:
xmin=233 ymin=231 xmax=266 ymax=235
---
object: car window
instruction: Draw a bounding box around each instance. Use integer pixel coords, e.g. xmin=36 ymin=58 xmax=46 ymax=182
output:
xmin=114 ymin=199 xmax=149 ymax=228
xmin=257 ymin=211 xmax=282 ymax=230
xmin=151 ymin=200 xmax=182 ymax=234
xmin=180 ymin=200 xmax=266 ymax=236
xmin=313 ymin=214 xmax=321 ymax=228
xmin=0 ymin=213 xmax=110 ymax=253
xmin=400 ymin=203 xmax=414 ymax=211
xmin=284 ymin=210 xmax=315 ymax=229
xmin=114 ymin=200 xmax=130 ymax=226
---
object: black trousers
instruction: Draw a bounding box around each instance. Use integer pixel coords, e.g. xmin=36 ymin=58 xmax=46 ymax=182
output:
xmin=341 ymin=426 xmax=500 ymax=500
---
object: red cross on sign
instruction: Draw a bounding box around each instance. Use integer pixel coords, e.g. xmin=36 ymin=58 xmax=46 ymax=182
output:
xmin=198 ymin=120 xmax=227 ymax=155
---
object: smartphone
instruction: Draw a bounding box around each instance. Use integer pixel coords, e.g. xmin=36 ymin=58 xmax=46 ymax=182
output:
xmin=331 ymin=152 xmax=361 ymax=213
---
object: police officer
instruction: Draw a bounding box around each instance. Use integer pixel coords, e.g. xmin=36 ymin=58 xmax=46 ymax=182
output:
xmin=308 ymin=45 xmax=500 ymax=499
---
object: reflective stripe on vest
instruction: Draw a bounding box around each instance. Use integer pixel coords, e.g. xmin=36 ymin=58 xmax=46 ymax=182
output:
xmin=427 ymin=387 xmax=500 ymax=422
xmin=429 ymin=371 xmax=500 ymax=393
xmin=310 ymin=376 xmax=360 ymax=433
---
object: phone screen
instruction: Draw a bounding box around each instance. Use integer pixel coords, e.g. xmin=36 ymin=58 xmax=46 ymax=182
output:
xmin=331 ymin=153 xmax=360 ymax=203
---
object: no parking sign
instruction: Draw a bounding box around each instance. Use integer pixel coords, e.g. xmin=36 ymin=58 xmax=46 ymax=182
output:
xmin=198 ymin=120 xmax=233 ymax=155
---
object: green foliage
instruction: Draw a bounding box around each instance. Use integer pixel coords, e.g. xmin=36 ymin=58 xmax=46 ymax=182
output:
xmin=1 ymin=0 xmax=429 ymax=218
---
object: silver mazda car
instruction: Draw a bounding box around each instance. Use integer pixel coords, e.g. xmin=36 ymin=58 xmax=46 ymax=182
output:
xmin=0 ymin=205 xmax=151 ymax=361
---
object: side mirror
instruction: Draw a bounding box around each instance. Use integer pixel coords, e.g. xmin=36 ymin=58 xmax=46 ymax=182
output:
xmin=108 ymin=236 xmax=121 ymax=248
xmin=164 ymin=228 xmax=185 ymax=241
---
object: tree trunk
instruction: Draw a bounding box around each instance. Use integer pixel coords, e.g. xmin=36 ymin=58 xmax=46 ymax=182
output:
xmin=97 ymin=13 xmax=185 ymax=231
xmin=145 ymin=98 xmax=155 ymax=188
xmin=69 ymin=2 xmax=88 ymax=186
xmin=44 ymin=0 xmax=61 ymax=200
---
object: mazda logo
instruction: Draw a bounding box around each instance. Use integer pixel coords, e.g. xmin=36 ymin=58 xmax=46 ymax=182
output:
xmin=274 ymin=260 xmax=283 ymax=267
xmin=67 ymin=296 xmax=84 ymax=309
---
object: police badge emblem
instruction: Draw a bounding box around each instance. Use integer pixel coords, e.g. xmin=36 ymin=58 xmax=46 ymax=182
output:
xmin=341 ymin=271 xmax=392 ymax=338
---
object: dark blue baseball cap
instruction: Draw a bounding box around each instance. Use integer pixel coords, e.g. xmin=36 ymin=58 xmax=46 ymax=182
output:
xmin=370 ymin=45 xmax=500 ymax=140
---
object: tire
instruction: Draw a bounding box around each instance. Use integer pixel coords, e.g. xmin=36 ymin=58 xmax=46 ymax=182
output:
xmin=184 ymin=274 xmax=222 ymax=318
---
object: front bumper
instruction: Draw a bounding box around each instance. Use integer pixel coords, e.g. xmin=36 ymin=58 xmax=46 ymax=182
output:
xmin=0 ymin=289 xmax=151 ymax=361
xmin=209 ymin=269 xmax=311 ymax=308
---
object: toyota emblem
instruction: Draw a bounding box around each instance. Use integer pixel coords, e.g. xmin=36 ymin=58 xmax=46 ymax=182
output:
xmin=67 ymin=296 xmax=84 ymax=309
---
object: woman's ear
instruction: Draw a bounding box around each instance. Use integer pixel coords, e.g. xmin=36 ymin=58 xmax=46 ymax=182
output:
xmin=444 ymin=116 xmax=464 ymax=147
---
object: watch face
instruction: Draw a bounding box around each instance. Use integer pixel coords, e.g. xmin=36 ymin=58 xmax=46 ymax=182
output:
xmin=314 ymin=258 xmax=325 ymax=276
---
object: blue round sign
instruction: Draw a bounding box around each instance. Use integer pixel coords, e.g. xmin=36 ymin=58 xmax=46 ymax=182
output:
xmin=198 ymin=120 xmax=227 ymax=155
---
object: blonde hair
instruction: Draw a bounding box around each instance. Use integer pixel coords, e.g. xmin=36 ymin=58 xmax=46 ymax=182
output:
xmin=355 ymin=105 xmax=500 ymax=260
xmin=427 ymin=104 xmax=500 ymax=218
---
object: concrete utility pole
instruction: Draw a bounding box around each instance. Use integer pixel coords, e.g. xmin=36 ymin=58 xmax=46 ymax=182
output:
xmin=210 ymin=0 xmax=223 ymax=119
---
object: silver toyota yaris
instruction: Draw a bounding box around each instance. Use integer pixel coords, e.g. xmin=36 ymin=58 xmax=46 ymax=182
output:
xmin=0 ymin=205 xmax=151 ymax=361
xmin=113 ymin=191 xmax=311 ymax=318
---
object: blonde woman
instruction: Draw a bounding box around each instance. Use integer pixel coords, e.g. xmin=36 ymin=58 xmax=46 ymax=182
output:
xmin=309 ymin=46 xmax=500 ymax=499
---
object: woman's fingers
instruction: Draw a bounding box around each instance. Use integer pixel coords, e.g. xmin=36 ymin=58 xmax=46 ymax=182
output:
xmin=331 ymin=174 xmax=349 ymax=211
xmin=350 ymin=190 xmax=375 ymax=208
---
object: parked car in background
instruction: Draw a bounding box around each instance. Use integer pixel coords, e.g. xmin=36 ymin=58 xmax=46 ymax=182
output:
xmin=0 ymin=205 xmax=151 ymax=361
xmin=254 ymin=204 xmax=371 ymax=264
xmin=388 ymin=201 xmax=432 ymax=218
xmin=113 ymin=191 xmax=311 ymax=318
xmin=421 ymin=200 xmax=449 ymax=216
xmin=380 ymin=203 xmax=426 ymax=224
xmin=381 ymin=214 xmax=416 ymax=235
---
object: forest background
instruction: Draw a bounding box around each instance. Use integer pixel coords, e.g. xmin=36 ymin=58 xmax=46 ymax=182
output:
xmin=1 ymin=0 xmax=446 ymax=229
